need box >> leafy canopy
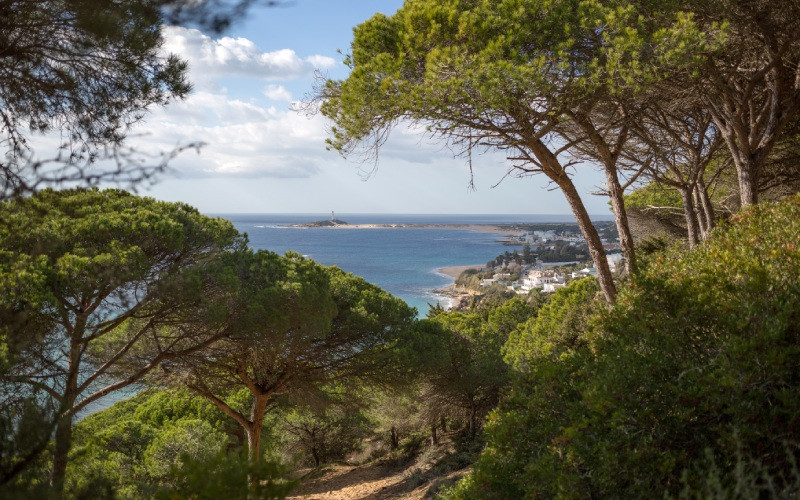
[322,0,710,157]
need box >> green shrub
[451,196,800,498]
[144,419,228,481]
[65,389,287,498]
[154,452,294,499]
[281,403,372,467]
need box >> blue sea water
[219,213,608,314]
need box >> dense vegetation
[0,188,422,497]
[446,195,800,498]
[7,195,793,499]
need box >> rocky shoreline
[433,264,485,310]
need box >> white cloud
[135,28,483,182]
[133,86,498,181]
[161,26,336,88]
[129,87,334,179]
[264,84,292,102]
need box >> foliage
[158,250,417,469]
[281,397,373,467]
[449,195,800,497]
[485,295,545,337]
[503,278,600,371]
[56,388,294,498]
[0,396,57,491]
[364,388,422,452]
[154,451,293,500]
[321,0,703,154]
[0,188,243,487]
[144,420,228,481]
[0,0,191,199]
[158,0,283,33]
[317,0,710,303]
[624,182,683,210]
[454,269,481,290]
[412,313,507,437]
[675,446,800,499]
[679,0,800,206]
[130,390,241,438]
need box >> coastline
[436,264,485,279]
[432,264,485,310]
[292,223,525,236]
[277,220,528,311]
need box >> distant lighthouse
[331,210,335,221]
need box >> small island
[294,218,349,228]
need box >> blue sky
[131,0,610,215]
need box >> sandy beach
[432,264,485,311]
[436,264,485,279]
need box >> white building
[571,267,597,278]
[543,282,568,293]
[521,269,564,291]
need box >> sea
[221,213,607,315]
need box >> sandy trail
[288,462,417,500]
[288,454,470,500]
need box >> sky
[125,0,610,215]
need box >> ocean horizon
[219,213,611,314]
[210,213,615,224]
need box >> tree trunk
[247,395,270,464]
[390,426,399,450]
[604,166,637,275]
[311,446,320,467]
[679,187,700,248]
[744,170,760,206]
[718,129,758,207]
[246,424,263,465]
[709,93,774,208]
[692,187,709,239]
[697,179,715,233]
[468,404,477,439]
[430,421,438,446]
[50,412,74,496]
[50,341,81,496]
[524,134,616,302]
[557,177,617,303]
[440,415,447,433]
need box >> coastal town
[437,222,624,309]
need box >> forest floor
[287,433,474,499]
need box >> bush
[143,419,228,481]
[281,404,372,467]
[450,196,800,498]
[154,452,294,499]
[65,389,289,498]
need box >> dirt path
[288,462,415,499]
[287,459,468,500]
